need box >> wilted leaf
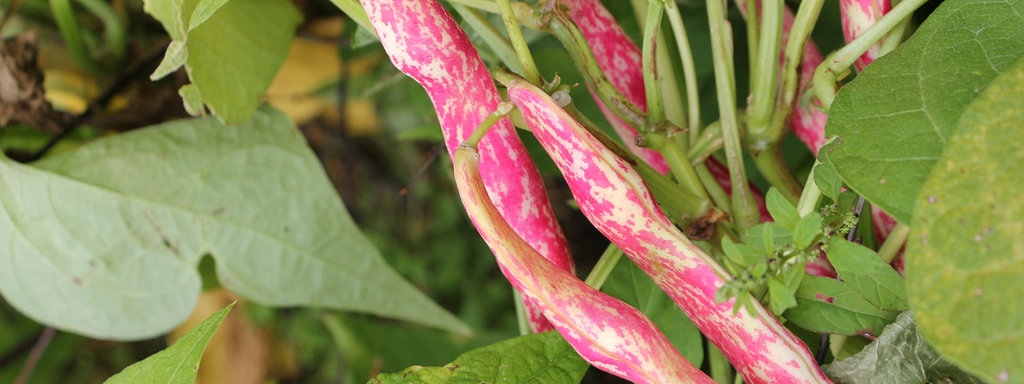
[0,107,467,340]
[906,56,1024,383]
[825,311,986,384]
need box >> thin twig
[25,41,169,162]
[847,197,866,242]
[0,0,25,34]
[815,333,830,364]
[13,327,56,384]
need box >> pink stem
[360,0,573,332]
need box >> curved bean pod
[360,0,573,332]
[507,80,830,384]
[454,144,712,384]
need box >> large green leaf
[906,57,1024,383]
[104,303,233,384]
[369,332,588,384]
[144,0,300,123]
[821,0,1024,222]
[824,311,985,384]
[0,107,467,340]
[602,257,704,366]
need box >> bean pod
[507,79,831,384]
[360,0,573,332]
[454,143,712,384]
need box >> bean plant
[0,0,1021,383]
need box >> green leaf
[603,258,703,366]
[824,312,986,384]
[369,332,588,384]
[785,276,898,336]
[826,239,907,312]
[822,0,1024,223]
[188,0,231,30]
[178,84,204,116]
[142,0,186,40]
[767,278,797,315]
[721,236,762,268]
[766,188,799,228]
[906,56,1024,383]
[143,0,300,123]
[186,0,299,123]
[812,161,842,202]
[761,222,775,256]
[0,107,467,340]
[792,213,822,250]
[104,303,233,384]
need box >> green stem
[688,121,724,164]
[744,0,759,94]
[752,145,802,204]
[496,0,541,85]
[796,161,823,216]
[760,0,823,143]
[49,0,99,73]
[657,138,710,200]
[452,4,522,73]
[641,1,666,127]
[584,244,624,289]
[513,290,530,335]
[665,1,702,138]
[878,223,910,264]
[706,0,759,235]
[540,7,648,128]
[466,102,515,146]
[747,0,783,137]
[696,163,733,215]
[631,0,687,143]
[813,0,928,111]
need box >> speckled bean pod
[360,0,573,332]
[507,79,831,384]
[454,143,712,384]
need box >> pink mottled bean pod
[360,0,573,332]
[454,144,713,384]
[507,80,831,384]
[841,0,893,71]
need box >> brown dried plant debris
[0,32,67,133]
